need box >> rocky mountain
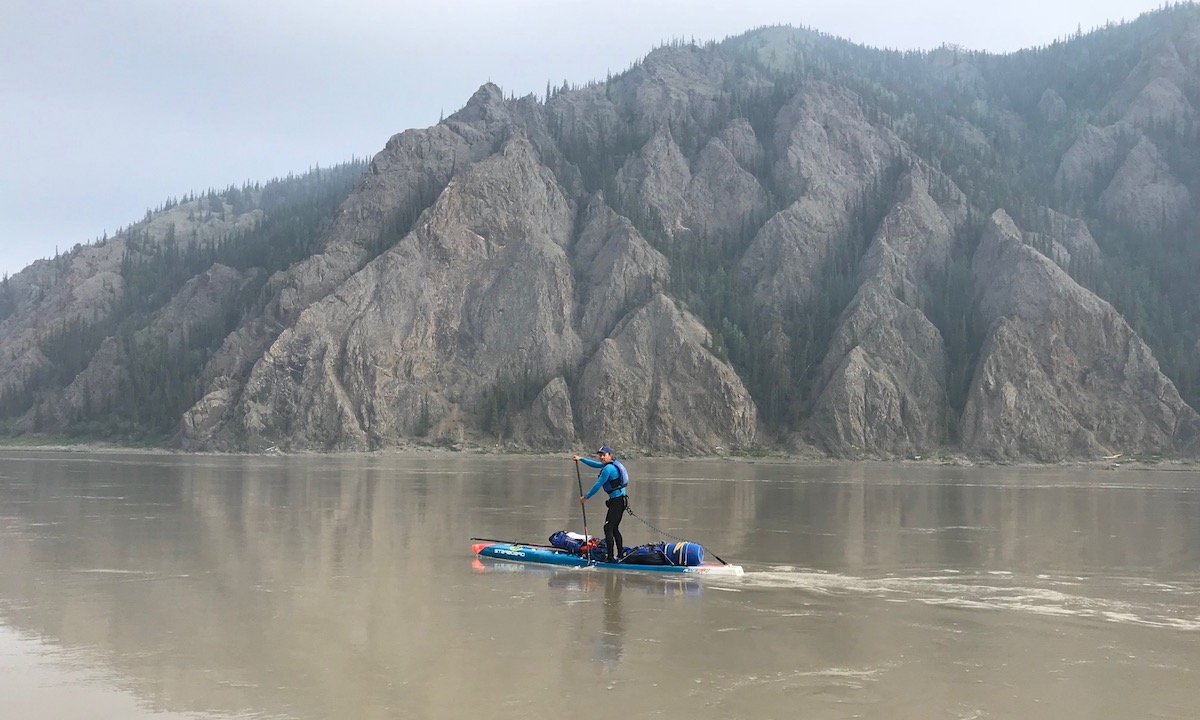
[3,5,1200,460]
[961,210,1200,460]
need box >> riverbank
[2,435,1195,471]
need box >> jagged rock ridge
[5,6,1200,461]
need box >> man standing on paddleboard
[572,446,629,563]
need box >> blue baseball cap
[596,446,613,455]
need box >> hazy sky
[0,0,1169,277]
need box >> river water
[0,451,1197,719]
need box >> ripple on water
[724,567,1200,631]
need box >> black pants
[604,495,628,561]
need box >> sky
[0,0,1172,278]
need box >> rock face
[1026,207,1102,272]
[174,53,771,455]
[1055,124,1190,235]
[0,203,257,387]
[572,196,670,348]
[1097,137,1191,235]
[806,166,966,456]
[1038,88,1068,124]
[184,130,760,454]
[681,129,772,248]
[576,294,758,453]
[0,195,262,433]
[507,377,577,450]
[618,45,734,135]
[187,89,508,438]
[57,263,256,424]
[960,211,1200,460]
[742,82,902,308]
[204,135,583,451]
[1102,28,1199,131]
[616,129,691,235]
[56,337,127,424]
[1054,123,1140,199]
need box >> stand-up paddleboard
[471,539,745,577]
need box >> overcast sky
[0,0,1170,278]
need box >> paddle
[470,537,560,550]
[574,459,590,557]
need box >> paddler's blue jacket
[580,458,628,499]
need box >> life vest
[601,459,629,495]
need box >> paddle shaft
[470,537,558,550]
[574,459,589,543]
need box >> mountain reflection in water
[1,451,1199,720]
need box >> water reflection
[0,452,1198,720]
[472,557,703,672]
[599,573,623,672]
